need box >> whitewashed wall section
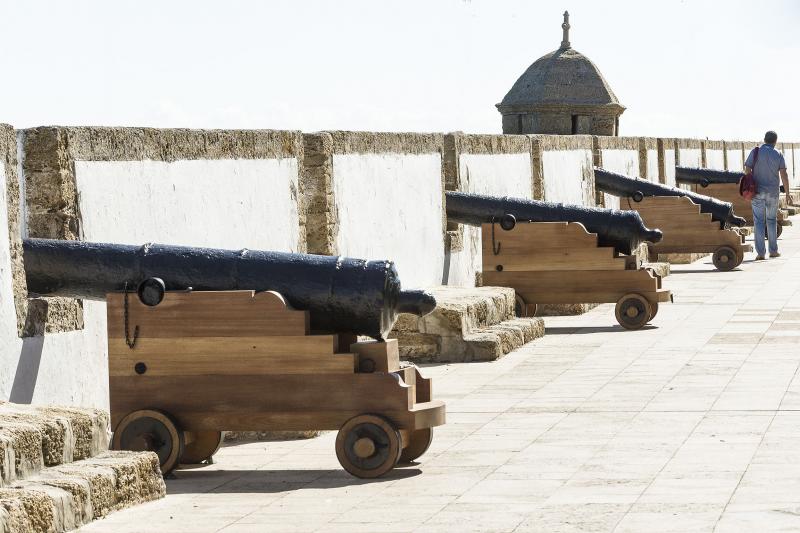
[332,153,444,289]
[725,144,744,172]
[75,159,301,250]
[704,145,726,170]
[541,148,594,206]
[680,148,702,167]
[447,151,532,287]
[598,148,639,209]
[0,161,108,408]
[0,162,16,396]
[58,156,302,408]
[645,148,659,183]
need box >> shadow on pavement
[545,325,657,335]
[166,467,421,494]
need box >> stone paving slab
[79,223,800,532]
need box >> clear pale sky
[1,0,798,140]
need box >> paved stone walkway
[81,225,800,532]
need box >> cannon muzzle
[445,191,662,255]
[22,238,436,340]
[594,167,745,228]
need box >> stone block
[390,286,544,363]
[0,403,109,486]
[657,252,709,265]
[0,451,165,532]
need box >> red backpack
[739,147,759,201]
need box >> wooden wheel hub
[615,293,652,330]
[128,433,160,452]
[336,414,401,478]
[353,437,377,458]
[712,246,738,272]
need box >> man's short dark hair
[765,131,778,144]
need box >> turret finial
[561,11,571,49]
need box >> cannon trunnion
[445,192,672,330]
[594,167,746,229]
[23,238,445,478]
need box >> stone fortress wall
[1,124,798,409]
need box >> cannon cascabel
[445,191,662,256]
[22,238,436,340]
[593,167,746,228]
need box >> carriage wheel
[112,409,184,475]
[712,246,737,271]
[335,414,401,478]
[181,431,224,465]
[399,428,434,464]
[648,302,659,322]
[514,295,537,318]
[615,293,652,330]
[778,224,784,238]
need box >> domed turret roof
[498,47,621,109]
[496,12,624,113]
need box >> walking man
[745,130,792,260]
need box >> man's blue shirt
[745,143,787,196]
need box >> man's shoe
[770,252,781,258]
[755,255,766,261]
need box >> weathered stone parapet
[723,140,745,171]
[656,138,677,184]
[594,135,639,151]
[453,133,530,155]
[327,130,443,155]
[532,134,593,151]
[529,135,594,204]
[301,133,336,255]
[304,130,447,261]
[20,126,307,334]
[674,138,702,167]
[0,124,27,337]
[638,137,657,181]
[390,286,544,363]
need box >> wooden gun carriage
[676,166,792,237]
[23,239,445,479]
[621,195,752,271]
[446,192,672,330]
[480,221,671,330]
[593,168,753,271]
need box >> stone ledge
[390,286,544,363]
[657,252,709,265]
[0,451,164,533]
[643,261,671,277]
[537,303,598,316]
[0,403,109,486]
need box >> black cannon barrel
[594,167,746,228]
[676,167,786,193]
[675,167,741,186]
[445,191,662,256]
[22,238,436,340]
